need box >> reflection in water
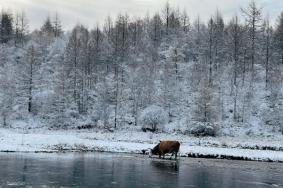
[0,153,282,188]
[151,160,179,172]
[149,160,180,188]
[22,159,27,183]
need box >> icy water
[0,153,283,188]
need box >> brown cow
[149,141,180,159]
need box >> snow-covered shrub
[139,105,168,132]
[189,122,218,137]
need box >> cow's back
[159,141,180,154]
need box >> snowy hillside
[0,1,283,148]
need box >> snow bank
[0,128,283,162]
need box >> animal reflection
[151,160,179,172]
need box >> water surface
[0,152,282,188]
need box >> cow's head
[149,143,160,157]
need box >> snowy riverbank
[0,128,283,162]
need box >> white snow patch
[0,128,283,162]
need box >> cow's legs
[170,153,174,160]
[160,152,165,159]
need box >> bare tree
[208,17,214,86]
[163,1,171,35]
[53,13,63,38]
[181,9,189,33]
[274,12,283,64]
[14,11,29,47]
[262,17,272,89]
[241,0,262,78]
[227,16,241,121]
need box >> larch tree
[241,0,262,79]
[0,45,14,127]
[213,10,225,70]
[53,13,63,38]
[181,9,189,33]
[226,16,242,121]
[64,26,80,114]
[21,43,41,114]
[163,2,171,35]
[208,17,214,86]
[274,12,283,64]
[262,17,273,89]
[14,11,29,47]
[112,14,130,128]
[40,16,54,37]
[0,11,13,44]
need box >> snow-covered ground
[1,128,283,162]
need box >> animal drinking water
[149,141,180,159]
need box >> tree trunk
[114,64,119,129]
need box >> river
[0,152,282,188]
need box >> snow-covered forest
[0,1,282,137]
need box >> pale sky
[1,0,283,30]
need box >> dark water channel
[0,152,282,188]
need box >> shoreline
[0,149,282,163]
[1,128,283,163]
